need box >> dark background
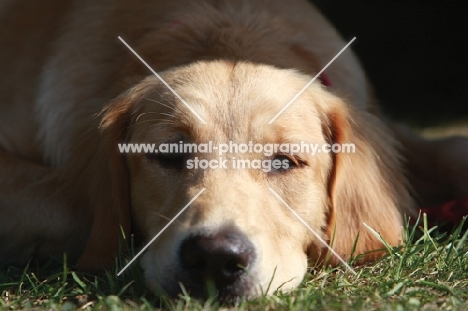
[312,1,468,126]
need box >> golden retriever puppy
[0,0,465,302]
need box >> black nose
[179,227,255,288]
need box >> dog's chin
[175,273,256,304]
[143,262,306,304]
[144,268,258,304]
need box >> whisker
[160,112,176,118]
[130,117,164,128]
[155,91,186,115]
[141,122,177,132]
[153,212,183,225]
[130,118,177,129]
[135,112,156,123]
[145,98,175,111]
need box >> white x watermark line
[268,37,356,124]
[117,188,206,276]
[268,187,357,275]
[118,36,207,124]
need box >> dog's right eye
[146,153,188,170]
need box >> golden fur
[0,0,466,301]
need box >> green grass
[1,216,467,310]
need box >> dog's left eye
[272,154,305,172]
[146,153,188,170]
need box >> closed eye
[272,154,307,172]
[146,152,189,170]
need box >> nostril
[184,253,206,271]
[225,258,243,274]
[179,227,255,286]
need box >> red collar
[319,72,332,87]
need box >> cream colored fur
[1,0,466,300]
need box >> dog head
[90,60,412,302]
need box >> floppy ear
[76,97,134,269]
[321,99,414,264]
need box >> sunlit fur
[5,0,468,300]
